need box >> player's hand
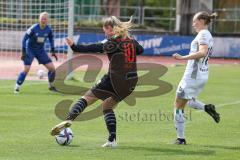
[21,48,26,60]
[173,53,184,60]
[65,38,74,46]
[51,49,58,61]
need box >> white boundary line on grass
[216,101,240,108]
[195,100,240,113]
[0,81,46,89]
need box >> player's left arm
[48,28,58,61]
[133,39,144,55]
[173,44,208,60]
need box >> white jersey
[183,29,213,80]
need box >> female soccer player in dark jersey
[14,12,58,93]
[51,16,144,147]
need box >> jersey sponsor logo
[103,39,136,63]
[199,68,208,72]
[37,37,44,43]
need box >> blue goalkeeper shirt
[22,23,54,52]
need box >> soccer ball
[36,69,45,79]
[55,128,74,146]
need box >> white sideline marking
[0,82,46,89]
[195,100,240,113]
[216,101,240,108]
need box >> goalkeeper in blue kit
[14,12,58,93]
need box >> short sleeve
[198,30,211,46]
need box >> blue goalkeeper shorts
[23,48,52,65]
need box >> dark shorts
[23,48,52,65]
[91,73,138,102]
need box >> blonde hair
[103,16,133,39]
[39,11,49,20]
[195,11,217,25]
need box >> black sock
[48,71,55,83]
[103,109,116,142]
[66,98,88,120]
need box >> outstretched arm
[65,38,104,53]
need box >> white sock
[14,84,20,90]
[49,82,54,88]
[187,98,205,110]
[174,108,185,139]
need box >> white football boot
[101,139,117,148]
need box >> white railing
[74,4,176,31]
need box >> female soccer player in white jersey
[172,11,220,145]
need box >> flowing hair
[103,16,133,39]
[195,11,218,25]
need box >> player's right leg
[14,49,34,93]
[14,65,31,93]
[172,97,188,145]
[51,90,98,136]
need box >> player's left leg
[101,97,118,148]
[36,50,57,91]
[187,98,220,123]
[43,62,57,91]
[173,97,188,145]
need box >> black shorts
[91,73,138,102]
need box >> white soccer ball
[36,69,45,79]
[55,128,74,146]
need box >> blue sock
[16,72,27,85]
[48,71,55,83]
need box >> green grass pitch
[0,65,239,160]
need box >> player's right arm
[65,37,104,53]
[21,26,34,60]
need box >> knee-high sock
[103,109,116,142]
[66,98,88,121]
[48,71,55,86]
[16,72,27,85]
[174,108,185,139]
[187,98,205,110]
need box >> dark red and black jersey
[71,37,144,101]
[71,36,144,74]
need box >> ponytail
[195,11,217,25]
[103,16,133,39]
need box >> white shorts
[176,78,208,99]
